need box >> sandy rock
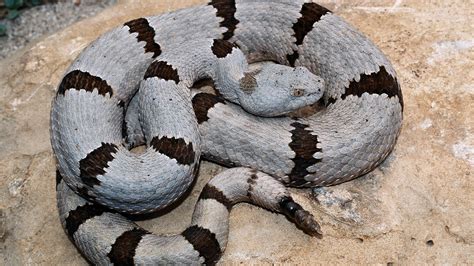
[0,0,472,264]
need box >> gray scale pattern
[51,0,403,264]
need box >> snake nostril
[293,88,305,97]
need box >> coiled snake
[51,0,403,264]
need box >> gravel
[0,0,116,60]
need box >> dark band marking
[57,70,114,97]
[192,160,201,179]
[181,225,221,265]
[288,122,322,186]
[65,203,108,239]
[287,3,330,66]
[77,186,96,202]
[191,93,226,124]
[121,100,130,142]
[287,50,299,67]
[108,228,150,265]
[203,153,237,168]
[122,119,129,143]
[279,196,323,238]
[246,170,258,199]
[199,184,233,210]
[150,136,195,165]
[124,18,162,58]
[56,170,95,201]
[209,0,239,40]
[279,196,302,218]
[293,3,330,45]
[56,169,63,186]
[79,143,119,187]
[211,39,236,58]
[328,66,404,109]
[191,78,215,89]
[144,61,180,84]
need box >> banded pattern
[124,18,162,58]
[108,228,151,265]
[150,136,195,165]
[287,3,331,66]
[144,61,180,83]
[339,66,403,109]
[181,226,221,264]
[211,39,237,58]
[57,168,321,265]
[246,169,259,199]
[209,0,239,40]
[288,122,322,186]
[51,0,403,264]
[65,203,108,238]
[79,143,118,187]
[199,184,233,210]
[57,70,114,96]
[192,93,226,124]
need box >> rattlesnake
[51,0,403,264]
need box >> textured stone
[0,0,472,264]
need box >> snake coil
[51,1,403,264]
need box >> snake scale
[51,0,403,264]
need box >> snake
[50,0,403,264]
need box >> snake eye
[292,88,305,97]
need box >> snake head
[237,63,325,117]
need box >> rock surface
[0,0,116,60]
[0,0,472,264]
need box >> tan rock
[0,0,472,264]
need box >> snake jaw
[279,196,323,238]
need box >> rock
[0,0,472,264]
[0,0,116,60]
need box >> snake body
[51,0,403,264]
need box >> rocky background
[0,0,116,59]
[0,0,472,264]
